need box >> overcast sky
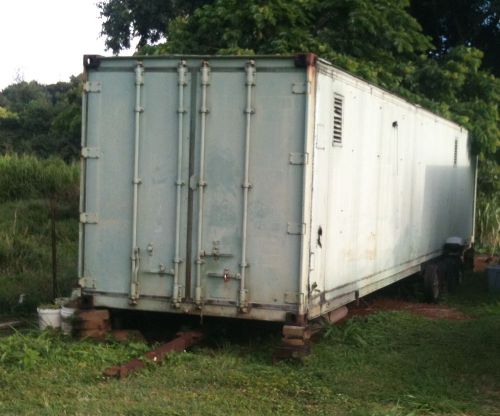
[0,0,136,90]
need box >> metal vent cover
[333,93,344,145]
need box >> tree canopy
[0,77,82,161]
[98,0,498,162]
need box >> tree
[0,77,82,160]
[409,0,500,75]
[97,0,213,53]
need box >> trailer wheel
[424,265,440,303]
[444,257,463,293]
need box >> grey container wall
[79,55,476,322]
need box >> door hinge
[289,152,308,165]
[80,212,99,224]
[287,222,306,235]
[81,147,100,159]
[83,81,101,93]
[79,277,96,289]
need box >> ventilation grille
[453,139,458,166]
[332,94,344,145]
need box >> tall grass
[476,192,500,255]
[0,154,79,313]
[0,154,79,201]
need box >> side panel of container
[80,57,308,321]
[308,65,475,318]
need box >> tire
[444,257,463,293]
[424,265,440,303]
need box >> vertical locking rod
[129,62,144,305]
[195,61,210,306]
[172,61,188,306]
[239,60,256,312]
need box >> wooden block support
[77,309,110,321]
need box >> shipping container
[78,54,476,324]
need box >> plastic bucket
[60,306,76,335]
[486,264,500,291]
[37,307,61,330]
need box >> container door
[133,64,191,302]
[81,60,191,303]
[189,60,307,311]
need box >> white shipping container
[79,54,476,323]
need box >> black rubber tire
[444,257,463,293]
[424,265,440,303]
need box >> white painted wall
[307,62,475,318]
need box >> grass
[0,154,79,314]
[0,200,78,313]
[0,273,499,415]
[476,192,500,256]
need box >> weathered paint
[79,55,476,322]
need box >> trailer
[78,54,476,326]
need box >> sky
[0,0,136,90]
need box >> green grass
[476,192,500,256]
[0,200,78,313]
[0,273,499,415]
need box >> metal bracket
[189,175,199,191]
[80,212,99,224]
[83,81,101,93]
[287,222,305,235]
[292,82,310,94]
[289,152,308,165]
[284,292,303,304]
[81,147,100,159]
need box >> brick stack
[73,309,111,339]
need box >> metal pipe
[78,85,88,279]
[239,60,256,312]
[195,61,210,306]
[129,62,144,304]
[172,61,188,306]
[471,155,479,244]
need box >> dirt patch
[349,298,470,320]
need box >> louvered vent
[333,93,344,145]
[453,139,458,166]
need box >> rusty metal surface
[103,330,204,379]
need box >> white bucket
[37,307,61,330]
[60,306,76,335]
